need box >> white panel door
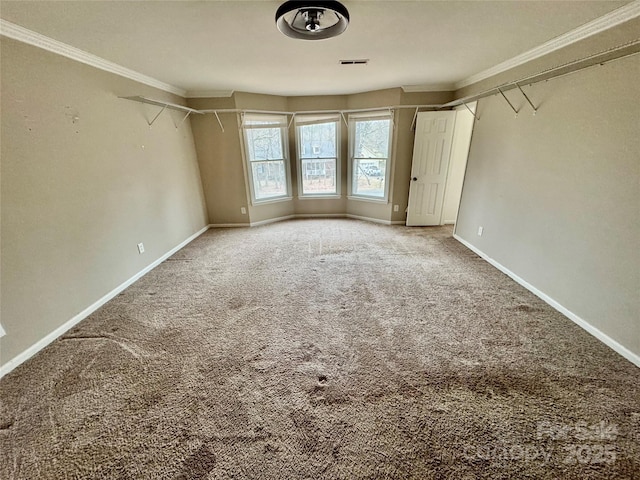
[406,111,456,226]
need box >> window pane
[298,121,338,195]
[299,122,336,159]
[353,159,386,197]
[354,119,390,159]
[246,127,283,161]
[301,158,337,195]
[251,161,287,199]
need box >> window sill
[347,195,388,204]
[252,196,293,206]
[297,195,342,200]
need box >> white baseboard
[345,214,393,225]
[390,220,406,225]
[453,234,640,368]
[250,215,296,227]
[250,214,399,227]
[0,225,210,378]
[295,213,346,219]
[214,214,397,228]
[297,213,398,225]
[209,223,250,228]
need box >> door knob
[412,177,418,181]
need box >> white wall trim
[345,214,392,225]
[212,214,396,227]
[453,234,640,368]
[250,215,296,227]
[295,213,346,218]
[455,2,640,89]
[0,19,186,97]
[209,223,250,228]
[0,226,209,378]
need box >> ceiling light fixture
[276,1,350,40]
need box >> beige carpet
[1,219,638,479]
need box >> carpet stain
[300,342,322,362]
[228,296,245,310]
[0,420,14,430]
[513,304,541,312]
[178,444,216,480]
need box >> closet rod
[443,39,640,109]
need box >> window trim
[241,113,292,205]
[347,111,394,203]
[295,115,341,199]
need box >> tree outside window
[350,114,393,200]
[243,115,290,202]
[297,117,339,196]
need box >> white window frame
[347,111,394,203]
[295,115,341,199]
[241,113,292,205]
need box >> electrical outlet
[241,207,247,215]
[393,205,399,212]
[137,242,145,254]
[477,226,484,236]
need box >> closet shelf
[119,95,203,127]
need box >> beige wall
[455,53,640,357]
[188,97,248,225]
[0,38,208,366]
[189,88,455,226]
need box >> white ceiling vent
[340,59,369,65]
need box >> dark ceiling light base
[276,1,350,40]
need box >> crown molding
[186,90,235,98]
[0,19,186,97]
[401,83,455,93]
[455,1,640,90]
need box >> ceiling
[0,1,631,97]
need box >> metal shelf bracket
[148,104,168,127]
[515,84,538,115]
[119,96,203,128]
[213,111,225,133]
[497,88,519,117]
[410,107,420,131]
[462,102,480,121]
[176,111,193,129]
